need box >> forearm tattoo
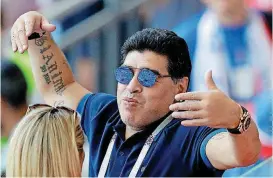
[35,36,66,95]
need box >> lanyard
[98,114,173,177]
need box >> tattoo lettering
[40,65,47,72]
[43,53,54,65]
[53,77,65,95]
[43,73,51,84]
[51,71,62,80]
[40,45,51,54]
[37,35,67,95]
[47,61,58,73]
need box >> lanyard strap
[98,133,117,177]
[98,114,173,177]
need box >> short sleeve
[200,128,227,169]
[76,93,117,138]
[188,126,226,175]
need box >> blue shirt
[77,93,225,177]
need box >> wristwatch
[227,106,251,134]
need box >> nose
[126,72,142,93]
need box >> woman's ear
[176,77,189,94]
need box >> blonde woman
[6,104,85,177]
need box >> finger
[175,92,206,101]
[172,110,205,119]
[10,29,18,52]
[17,21,28,51]
[41,16,56,32]
[24,18,36,37]
[205,70,218,90]
[169,101,202,111]
[181,118,209,127]
[13,27,23,53]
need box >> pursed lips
[122,97,140,107]
[122,97,139,104]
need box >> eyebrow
[121,65,161,75]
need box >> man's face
[117,50,183,130]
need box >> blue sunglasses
[115,66,172,87]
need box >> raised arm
[11,11,90,110]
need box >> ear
[176,77,189,94]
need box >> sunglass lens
[138,69,156,87]
[115,67,133,85]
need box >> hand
[169,70,241,129]
[10,11,56,53]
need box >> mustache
[122,90,135,99]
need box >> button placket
[141,166,146,173]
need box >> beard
[118,103,166,131]
[117,89,172,131]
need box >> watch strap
[227,106,250,134]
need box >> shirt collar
[113,111,172,141]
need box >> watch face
[243,117,251,131]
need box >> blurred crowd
[1,0,272,177]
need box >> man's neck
[217,9,248,27]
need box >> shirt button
[119,151,124,156]
[141,166,146,173]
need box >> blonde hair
[6,106,84,177]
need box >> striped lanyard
[98,114,173,177]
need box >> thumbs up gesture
[169,70,242,129]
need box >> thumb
[41,17,56,32]
[205,70,218,90]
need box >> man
[1,60,28,176]
[10,11,261,177]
